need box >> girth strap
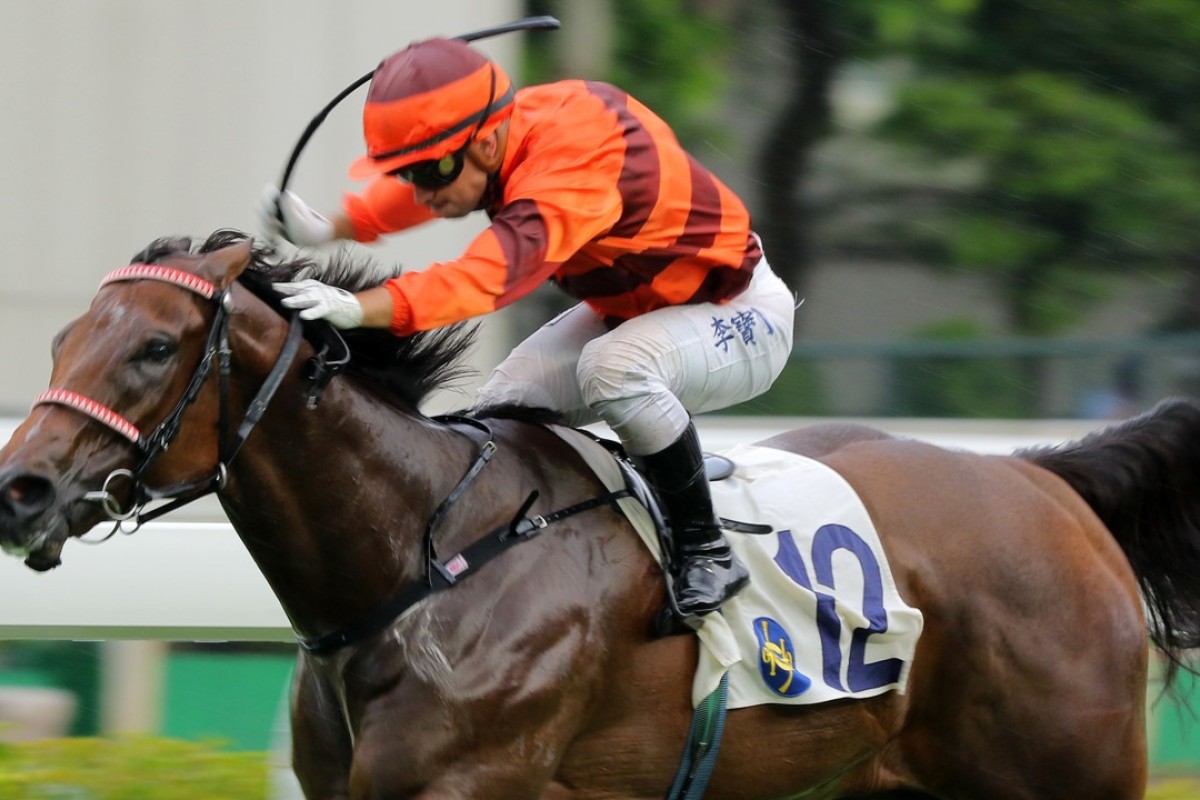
[299,486,631,656]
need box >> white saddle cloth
[551,426,924,709]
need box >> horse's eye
[136,337,177,364]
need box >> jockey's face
[411,156,485,218]
[409,128,505,219]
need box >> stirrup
[654,540,749,636]
[676,551,748,608]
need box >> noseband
[32,264,305,533]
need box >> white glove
[258,185,335,247]
[274,279,365,328]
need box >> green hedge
[0,737,268,799]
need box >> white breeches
[473,254,796,456]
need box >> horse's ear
[196,239,253,289]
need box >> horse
[1,229,1198,800]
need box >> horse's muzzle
[0,468,62,568]
[0,468,57,524]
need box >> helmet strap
[465,64,499,147]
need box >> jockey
[261,37,796,626]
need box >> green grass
[1149,777,1200,799]
[0,737,268,799]
[0,736,1194,798]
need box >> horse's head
[0,227,478,572]
[0,238,253,570]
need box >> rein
[32,265,306,534]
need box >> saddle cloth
[550,426,924,710]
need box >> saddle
[582,432,772,535]
[572,430,772,636]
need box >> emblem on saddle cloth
[550,427,925,711]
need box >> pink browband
[31,265,220,446]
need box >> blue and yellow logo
[754,616,811,697]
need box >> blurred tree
[754,1,848,329]
[798,0,1200,413]
[871,0,1200,336]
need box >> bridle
[31,264,306,535]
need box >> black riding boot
[633,422,749,623]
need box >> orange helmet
[348,38,514,181]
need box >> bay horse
[1,229,1199,800]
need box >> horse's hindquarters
[816,437,1149,799]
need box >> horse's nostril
[0,474,55,517]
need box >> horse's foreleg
[291,656,354,800]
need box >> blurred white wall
[0,0,524,415]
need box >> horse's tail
[1019,397,1200,688]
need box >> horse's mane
[131,229,479,411]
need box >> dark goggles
[390,148,466,190]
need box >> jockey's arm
[330,214,357,241]
[355,286,396,328]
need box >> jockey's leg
[475,256,794,625]
[578,256,794,623]
[472,303,603,426]
[631,418,749,622]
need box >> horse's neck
[219,383,474,638]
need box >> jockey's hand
[258,185,335,247]
[274,279,365,328]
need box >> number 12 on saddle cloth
[551,426,925,710]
